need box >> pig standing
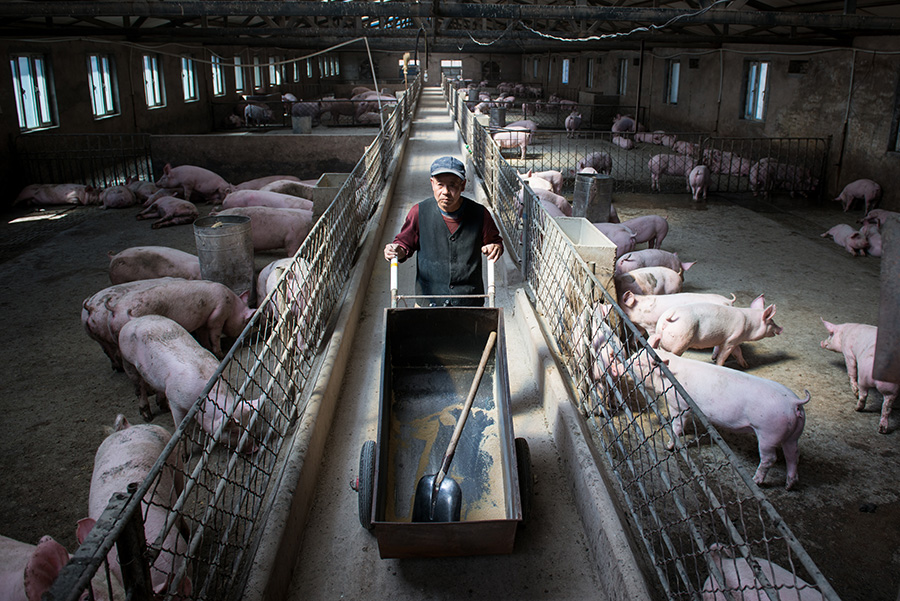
[614,266,683,297]
[534,188,572,217]
[565,110,582,138]
[834,178,882,213]
[99,185,138,209]
[820,224,869,256]
[701,543,820,600]
[574,152,612,175]
[649,295,783,367]
[572,303,626,387]
[118,316,261,450]
[506,119,538,133]
[615,249,695,276]
[256,257,312,352]
[820,320,898,434]
[611,114,635,132]
[593,223,637,258]
[155,164,233,204]
[688,165,710,202]
[244,102,273,126]
[615,348,809,489]
[76,414,191,598]
[220,189,314,211]
[108,246,201,284]
[492,127,532,160]
[235,175,301,190]
[215,206,314,256]
[521,169,563,194]
[618,290,735,336]
[619,215,669,249]
[649,154,696,192]
[0,534,71,601]
[136,195,199,229]
[82,279,163,371]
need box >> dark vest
[416,196,485,307]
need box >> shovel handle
[433,330,498,487]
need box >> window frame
[665,59,680,105]
[10,53,57,131]
[586,57,594,89]
[234,56,246,92]
[141,53,165,109]
[253,56,263,90]
[181,56,198,102]
[211,55,226,97]
[743,60,770,122]
[617,58,628,95]
[87,53,119,119]
[268,55,282,87]
[561,58,570,85]
[533,58,539,79]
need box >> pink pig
[820,224,869,256]
[76,414,191,599]
[108,246,202,284]
[611,135,634,150]
[215,206,314,257]
[616,249,695,276]
[235,174,301,190]
[573,151,612,175]
[688,165,710,202]
[615,348,809,489]
[118,315,261,450]
[618,290,735,336]
[15,183,100,206]
[701,543,821,600]
[534,188,572,217]
[834,178,882,213]
[136,195,199,229]
[522,169,563,194]
[492,127,532,160]
[619,215,669,249]
[593,222,637,258]
[0,534,72,601]
[155,163,233,204]
[649,295,783,367]
[820,320,898,434]
[99,185,138,209]
[614,266,683,298]
[649,154,696,192]
[220,189,313,211]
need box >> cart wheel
[358,440,376,530]
[515,437,533,527]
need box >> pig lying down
[701,543,821,600]
[107,246,201,284]
[0,534,72,601]
[614,348,809,489]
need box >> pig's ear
[599,303,612,318]
[76,518,96,544]
[763,304,776,320]
[821,318,835,332]
[621,290,635,307]
[682,261,696,272]
[240,290,251,305]
[24,536,70,601]
[750,294,765,309]
[163,163,172,174]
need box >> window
[440,59,462,78]
[318,56,325,78]
[141,53,165,108]
[533,58,539,79]
[292,60,300,82]
[269,56,282,86]
[333,56,340,76]
[665,59,680,105]
[11,54,56,131]
[399,58,419,79]
[617,58,628,95]
[234,56,245,92]
[87,54,118,118]
[253,56,263,89]
[586,58,594,88]
[211,55,225,96]
[743,60,769,121]
[181,56,198,102]
[561,58,570,85]
[306,59,312,79]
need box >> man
[384,156,504,306]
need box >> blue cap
[430,156,466,180]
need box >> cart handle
[390,257,495,308]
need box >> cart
[354,260,532,558]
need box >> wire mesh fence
[445,76,841,601]
[46,75,422,601]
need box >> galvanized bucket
[193,215,254,299]
[572,173,613,223]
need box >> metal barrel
[572,173,613,223]
[193,215,254,299]
[489,107,506,129]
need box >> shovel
[412,330,498,522]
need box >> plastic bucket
[572,174,614,223]
[193,215,254,299]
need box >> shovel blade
[412,475,462,522]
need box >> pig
[619,215,669,249]
[76,414,191,598]
[593,223,637,258]
[215,206,314,256]
[820,224,869,256]
[611,114,635,133]
[99,185,138,209]
[820,320,898,434]
[235,175,301,190]
[506,119,538,133]
[473,102,490,115]
[291,100,322,121]
[615,249,695,276]
[256,257,312,351]
[612,135,635,150]
[565,111,582,138]
[244,102,273,126]
[688,165,710,202]
[860,208,900,230]
[14,183,100,206]
[860,222,883,257]
[220,189,313,211]
[618,290,736,336]
[521,169,563,194]
[136,195,199,229]
[633,132,656,144]
[108,246,201,284]
[320,98,358,123]
[141,186,181,207]
[155,163,233,204]
[492,127,532,160]
[672,140,699,156]
[259,179,318,199]
[125,177,159,202]
[750,159,817,198]
[534,188,572,217]
[701,543,820,600]
[834,178,882,213]
[655,131,677,147]
[649,295,783,367]
[574,151,612,175]
[615,266,683,298]
[648,154,696,192]
[118,316,261,450]
[519,172,553,192]
[357,111,381,125]
[703,149,752,176]
[0,534,71,601]
[614,348,809,489]
[572,303,627,390]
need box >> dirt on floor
[0,189,897,601]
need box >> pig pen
[0,186,898,599]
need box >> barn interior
[1,2,899,601]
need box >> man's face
[430,173,465,213]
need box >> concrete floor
[284,89,611,600]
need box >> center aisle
[286,87,607,600]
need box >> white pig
[593,223,637,258]
[618,215,669,249]
[820,224,869,256]
[615,348,809,489]
[534,188,572,217]
[615,249,695,276]
[214,206,314,257]
[136,196,199,229]
[649,295,783,367]
[820,320,898,434]
[618,290,736,337]
[701,543,821,600]
[614,266,683,298]
[235,175,301,190]
[688,165,710,202]
[492,127,532,160]
[0,535,71,601]
[834,178,882,213]
[76,414,191,598]
[118,315,261,450]
[220,189,313,211]
[649,154,696,192]
[99,185,138,209]
[108,246,201,284]
[155,163,233,204]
